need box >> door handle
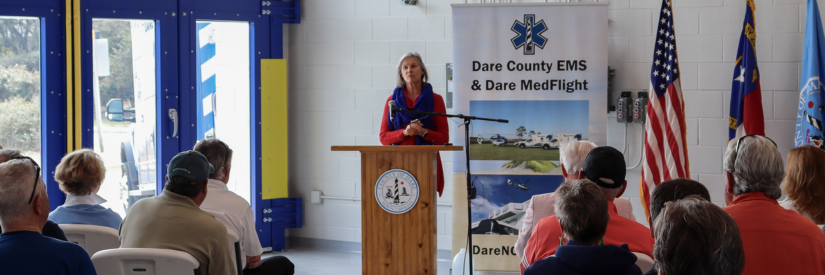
[168,108,178,138]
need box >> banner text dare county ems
[471,60,589,93]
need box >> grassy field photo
[469,143,560,161]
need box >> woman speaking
[380,52,449,197]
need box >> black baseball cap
[167,150,214,184]
[582,146,626,189]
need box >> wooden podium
[331,145,462,275]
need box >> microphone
[388,100,397,122]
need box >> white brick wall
[287,0,809,247]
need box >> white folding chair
[227,228,243,275]
[58,224,119,257]
[91,248,199,275]
[632,252,654,272]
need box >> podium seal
[375,169,419,214]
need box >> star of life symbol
[374,169,419,215]
[511,14,548,55]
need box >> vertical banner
[451,3,608,271]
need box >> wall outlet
[617,91,632,123]
[311,190,322,204]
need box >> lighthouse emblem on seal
[375,169,419,214]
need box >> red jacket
[379,90,448,196]
[521,201,653,273]
[724,192,825,275]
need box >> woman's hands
[403,119,427,137]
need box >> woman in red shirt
[379,52,449,196]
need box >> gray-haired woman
[379,52,449,196]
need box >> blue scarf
[388,83,435,145]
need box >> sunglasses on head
[11,155,40,205]
[733,135,777,165]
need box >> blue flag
[796,0,825,149]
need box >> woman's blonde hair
[782,145,825,224]
[54,149,106,196]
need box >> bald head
[0,158,46,229]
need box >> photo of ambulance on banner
[451,2,608,271]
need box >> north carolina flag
[796,0,825,150]
[729,0,765,141]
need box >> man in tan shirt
[119,150,235,275]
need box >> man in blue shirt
[0,156,97,274]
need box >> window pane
[92,19,157,217]
[196,21,251,203]
[0,16,41,163]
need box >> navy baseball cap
[167,150,214,184]
[582,146,627,189]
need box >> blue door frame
[12,0,299,249]
[178,0,298,250]
[78,0,179,193]
[0,0,68,209]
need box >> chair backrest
[226,228,242,275]
[632,252,654,272]
[92,248,200,275]
[58,224,119,257]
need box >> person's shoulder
[526,257,574,275]
[42,234,86,251]
[207,186,251,207]
[432,92,445,103]
[611,214,652,235]
[198,210,231,234]
[535,214,560,228]
[531,192,556,203]
[614,197,632,206]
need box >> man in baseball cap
[522,146,654,272]
[119,150,236,275]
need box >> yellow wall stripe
[65,0,82,152]
[65,0,73,152]
[72,0,82,151]
[260,59,288,200]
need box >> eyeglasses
[733,135,777,166]
[11,156,40,204]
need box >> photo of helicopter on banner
[451,2,608,272]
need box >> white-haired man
[722,135,825,275]
[0,156,96,274]
[514,141,636,260]
[195,139,294,275]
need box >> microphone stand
[392,107,508,275]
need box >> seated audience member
[0,157,96,274]
[642,178,711,275]
[515,141,636,259]
[0,148,68,241]
[780,145,825,226]
[654,196,744,275]
[119,150,235,275]
[194,139,294,275]
[49,149,122,229]
[521,146,653,272]
[723,135,825,274]
[524,179,642,275]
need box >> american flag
[640,0,690,222]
